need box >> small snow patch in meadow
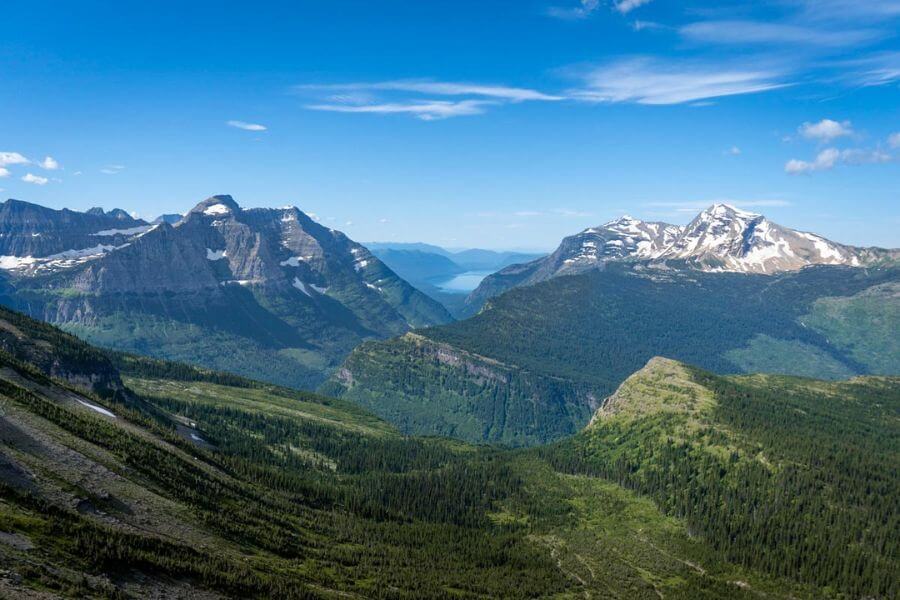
[77,399,116,418]
[206,248,227,261]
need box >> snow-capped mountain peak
[652,203,877,273]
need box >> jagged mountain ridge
[0,199,155,273]
[465,203,897,313]
[0,195,451,388]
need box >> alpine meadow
[1,2,898,599]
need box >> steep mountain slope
[0,196,451,388]
[465,204,897,314]
[0,305,821,598]
[324,263,899,445]
[545,357,899,598]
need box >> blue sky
[1,0,898,250]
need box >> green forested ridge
[326,264,899,444]
[541,358,900,598]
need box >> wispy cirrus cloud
[790,0,900,21]
[298,79,560,120]
[299,81,562,102]
[615,0,653,14]
[547,0,652,19]
[567,57,789,105]
[100,165,125,175]
[679,20,882,47]
[307,99,496,121]
[227,120,267,131]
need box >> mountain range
[465,204,898,314]
[0,196,451,388]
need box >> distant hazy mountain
[0,196,451,388]
[368,248,466,284]
[465,203,898,314]
[366,241,544,272]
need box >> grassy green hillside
[1,306,873,598]
[325,264,899,444]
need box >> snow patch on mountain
[203,203,231,216]
[92,225,156,236]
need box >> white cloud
[785,147,891,174]
[0,152,30,167]
[299,79,559,120]
[314,81,562,102]
[798,119,853,142]
[22,173,49,185]
[889,132,900,148]
[100,165,125,175]
[632,20,665,31]
[0,167,9,178]
[615,0,653,14]
[785,148,841,174]
[546,0,599,19]
[378,218,389,223]
[547,0,651,18]
[227,120,268,131]
[726,146,742,155]
[39,156,59,170]
[307,99,495,121]
[680,20,880,47]
[569,57,787,105]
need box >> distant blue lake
[435,270,493,293]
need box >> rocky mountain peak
[188,195,242,217]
